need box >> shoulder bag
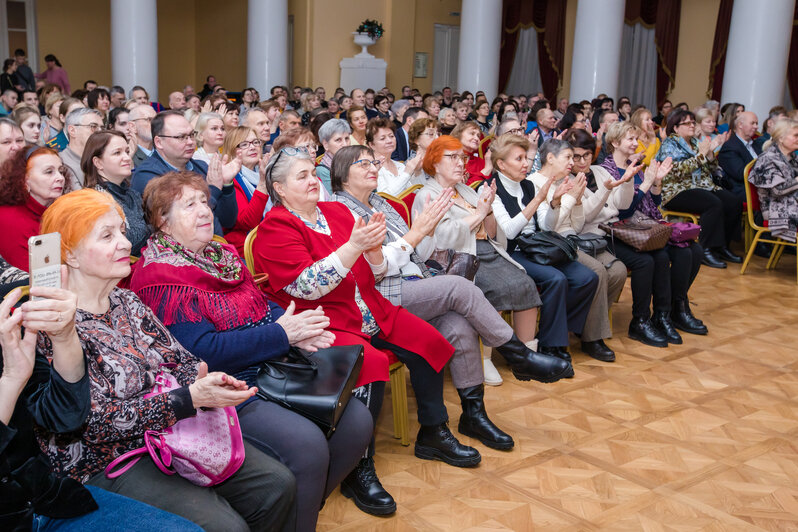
[599,213,673,252]
[425,249,480,280]
[566,233,608,258]
[106,365,246,487]
[256,346,363,438]
[516,231,578,266]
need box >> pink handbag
[105,366,246,487]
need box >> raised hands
[476,179,497,216]
[566,172,587,201]
[207,153,240,189]
[189,361,256,409]
[656,156,673,183]
[620,153,644,183]
[0,288,37,387]
[411,187,454,237]
[349,212,387,252]
[551,176,574,203]
[697,136,713,157]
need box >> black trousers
[664,188,742,248]
[606,238,671,319]
[666,242,702,304]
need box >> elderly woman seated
[749,118,798,243]
[331,144,571,445]
[316,118,352,193]
[252,145,482,517]
[366,117,424,196]
[81,130,150,256]
[131,171,373,532]
[0,147,69,270]
[35,189,296,532]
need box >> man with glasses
[129,104,157,166]
[132,111,237,235]
[60,108,104,189]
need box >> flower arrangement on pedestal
[352,19,385,57]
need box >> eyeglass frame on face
[157,132,195,143]
[236,139,263,150]
[75,122,104,132]
[572,153,592,163]
[442,153,468,165]
[677,120,696,127]
[507,127,525,135]
[421,130,439,138]
[350,158,382,170]
[131,117,152,123]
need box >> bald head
[168,91,187,110]
[243,108,271,142]
[734,111,758,141]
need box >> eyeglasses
[295,143,318,152]
[132,117,152,123]
[158,133,195,143]
[572,153,592,162]
[351,159,383,170]
[76,123,103,132]
[421,131,439,137]
[442,153,468,165]
[266,146,311,182]
[508,127,525,135]
[677,120,696,127]
[237,139,263,150]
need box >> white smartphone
[28,232,62,300]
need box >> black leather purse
[516,231,578,266]
[256,346,363,437]
[567,233,608,258]
[426,249,480,280]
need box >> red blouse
[223,180,269,255]
[252,202,452,386]
[465,150,487,185]
[0,195,48,271]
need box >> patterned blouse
[35,288,199,483]
[656,134,720,204]
[285,207,383,336]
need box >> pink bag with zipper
[105,365,246,487]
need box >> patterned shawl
[131,233,269,330]
[749,144,798,241]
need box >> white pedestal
[339,56,387,93]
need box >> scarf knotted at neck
[131,233,269,331]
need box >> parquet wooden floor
[318,250,798,531]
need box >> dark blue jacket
[131,151,237,235]
[717,133,762,199]
[391,127,410,162]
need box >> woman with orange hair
[0,147,68,270]
[33,188,297,532]
[413,136,570,380]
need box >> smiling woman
[0,147,68,270]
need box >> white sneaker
[483,354,503,386]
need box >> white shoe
[483,354,503,386]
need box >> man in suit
[391,107,428,161]
[132,111,237,235]
[718,111,761,200]
[534,107,559,148]
[129,104,157,167]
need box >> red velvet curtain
[787,3,798,106]
[498,0,566,100]
[707,0,733,101]
[624,0,681,107]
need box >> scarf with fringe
[131,233,269,330]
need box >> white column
[721,0,795,123]
[111,0,158,101]
[457,0,501,101]
[569,0,625,103]
[247,0,288,94]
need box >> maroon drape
[623,0,681,107]
[707,0,733,100]
[498,0,566,100]
[787,3,798,106]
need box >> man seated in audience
[129,85,149,105]
[0,118,24,165]
[131,110,236,234]
[342,88,378,120]
[594,109,619,165]
[754,106,788,152]
[109,85,126,108]
[718,111,761,200]
[0,89,17,115]
[553,97,568,120]
[60,107,104,188]
[391,99,410,128]
[21,90,39,109]
[168,91,187,110]
[129,103,157,166]
[391,106,428,161]
[534,107,559,147]
[242,107,272,148]
[441,86,454,108]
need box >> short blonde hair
[604,121,640,153]
[694,107,716,126]
[489,133,530,164]
[764,118,798,151]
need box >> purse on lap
[105,365,246,487]
[516,230,578,266]
[662,221,700,247]
[426,249,480,280]
[566,233,609,258]
[599,213,673,252]
[256,346,363,438]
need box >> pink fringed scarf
[130,234,269,331]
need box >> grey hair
[317,118,351,144]
[438,108,455,121]
[2,89,16,98]
[0,117,21,133]
[194,112,223,140]
[496,116,521,136]
[391,99,410,115]
[64,108,103,141]
[128,85,147,99]
[110,85,125,97]
[263,148,314,206]
[539,138,573,167]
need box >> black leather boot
[671,300,708,335]
[580,339,616,362]
[493,334,574,382]
[457,384,514,450]
[628,317,668,347]
[415,423,481,467]
[652,311,682,344]
[538,344,572,363]
[340,457,396,516]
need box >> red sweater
[465,150,487,185]
[0,195,47,271]
[223,180,269,255]
[253,202,453,386]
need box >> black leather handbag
[426,249,480,280]
[567,233,608,258]
[256,346,363,438]
[516,231,578,266]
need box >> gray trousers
[88,440,296,532]
[401,275,514,388]
[577,249,627,341]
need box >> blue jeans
[32,485,201,532]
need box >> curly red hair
[0,147,62,206]
[422,135,463,176]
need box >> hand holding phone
[28,233,61,301]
